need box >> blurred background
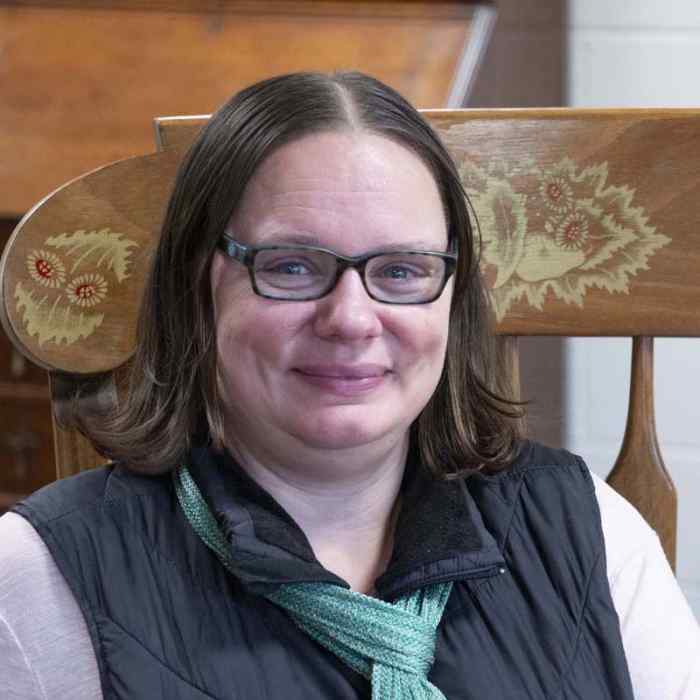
[1,0,698,617]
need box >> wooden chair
[3,108,700,571]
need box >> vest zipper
[384,563,506,601]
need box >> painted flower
[26,249,66,288]
[556,210,590,251]
[66,273,108,307]
[540,175,574,214]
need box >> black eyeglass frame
[217,233,458,305]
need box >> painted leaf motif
[45,228,138,282]
[448,137,671,320]
[472,180,528,289]
[461,162,528,289]
[516,235,585,282]
[15,282,103,346]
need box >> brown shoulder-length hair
[79,71,523,477]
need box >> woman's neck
[226,436,408,593]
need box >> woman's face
[210,131,452,461]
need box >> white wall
[566,0,700,619]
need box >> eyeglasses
[217,233,458,305]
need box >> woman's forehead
[230,131,447,247]
[253,131,434,189]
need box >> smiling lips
[293,364,390,395]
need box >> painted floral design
[455,155,671,320]
[66,273,108,307]
[15,228,138,346]
[26,250,66,288]
[540,175,573,214]
[556,210,589,251]
[14,282,104,346]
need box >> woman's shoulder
[13,463,173,528]
[468,439,596,502]
[484,441,665,567]
[12,464,114,525]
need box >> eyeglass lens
[252,248,448,302]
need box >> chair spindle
[49,373,116,479]
[607,336,677,570]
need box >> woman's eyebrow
[257,232,324,246]
[258,234,446,252]
[372,241,447,252]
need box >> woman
[1,72,698,699]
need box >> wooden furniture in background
[0,0,493,217]
[0,220,55,512]
[2,108,697,569]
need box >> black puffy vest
[13,441,634,699]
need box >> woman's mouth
[293,364,390,396]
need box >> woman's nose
[312,268,383,340]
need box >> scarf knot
[268,581,451,698]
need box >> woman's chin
[288,411,397,451]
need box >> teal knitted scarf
[174,465,452,699]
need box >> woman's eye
[377,264,427,280]
[263,260,313,275]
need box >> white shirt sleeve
[0,511,102,700]
[592,473,700,699]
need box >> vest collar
[187,445,506,601]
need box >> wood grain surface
[0,1,478,214]
[430,109,700,337]
[0,150,181,373]
[4,1,478,17]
